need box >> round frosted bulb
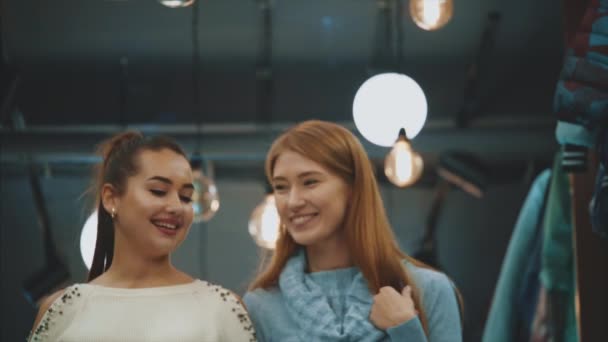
[159,0,195,8]
[410,0,454,31]
[384,140,424,187]
[80,211,97,270]
[353,73,427,147]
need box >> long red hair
[249,120,432,335]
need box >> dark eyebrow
[146,176,194,190]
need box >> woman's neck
[91,241,191,288]
[305,235,353,273]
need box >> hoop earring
[111,207,117,219]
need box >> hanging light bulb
[80,210,97,270]
[385,128,424,187]
[158,0,195,8]
[248,193,281,249]
[410,0,454,31]
[192,160,220,223]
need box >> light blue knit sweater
[244,250,462,342]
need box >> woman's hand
[370,285,418,330]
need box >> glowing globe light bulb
[192,168,220,223]
[384,129,424,187]
[353,73,427,147]
[410,0,454,31]
[159,0,195,8]
[248,194,281,249]
[80,211,97,270]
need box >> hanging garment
[515,200,547,340]
[482,170,551,342]
[554,0,608,158]
[530,286,550,342]
[539,152,579,342]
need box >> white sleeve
[28,285,84,342]
[218,291,257,342]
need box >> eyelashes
[150,189,193,204]
[273,179,319,192]
[303,179,318,186]
[180,196,193,204]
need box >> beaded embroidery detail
[28,281,256,341]
[28,286,81,341]
[203,281,257,342]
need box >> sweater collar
[279,249,386,341]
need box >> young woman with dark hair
[29,131,256,342]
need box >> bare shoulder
[31,289,66,331]
[28,284,88,342]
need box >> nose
[166,192,184,214]
[287,187,306,210]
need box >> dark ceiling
[0,0,564,179]
[2,0,564,124]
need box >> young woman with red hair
[244,120,461,341]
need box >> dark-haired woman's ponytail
[87,131,142,281]
[98,131,143,166]
[87,202,115,281]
